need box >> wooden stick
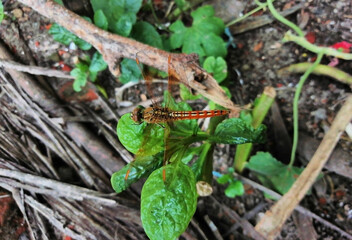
[0,59,74,79]
[255,95,352,239]
[16,0,239,112]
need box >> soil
[0,0,351,239]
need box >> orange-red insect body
[131,105,229,124]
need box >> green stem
[234,87,276,173]
[278,63,352,86]
[289,52,324,167]
[266,0,304,36]
[284,31,352,60]
[226,4,268,27]
[198,143,214,183]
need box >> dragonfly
[131,55,229,124]
[124,54,229,181]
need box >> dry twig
[255,95,352,239]
[16,0,239,113]
[0,59,74,79]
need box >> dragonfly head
[131,105,145,124]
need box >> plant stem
[278,63,352,86]
[226,2,272,27]
[283,31,352,60]
[234,87,276,172]
[289,52,324,167]
[266,0,304,36]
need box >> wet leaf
[169,5,226,61]
[111,153,163,193]
[224,180,244,198]
[90,0,142,36]
[131,21,163,49]
[89,52,107,82]
[209,118,266,144]
[94,9,108,30]
[203,56,227,83]
[119,58,142,84]
[70,63,89,92]
[141,161,197,240]
[116,113,164,155]
[246,152,306,195]
[49,23,92,50]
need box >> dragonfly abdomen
[169,110,229,120]
[142,107,228,123]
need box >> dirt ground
[0,0,351,239]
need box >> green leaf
[116,113,164,155]
[209,118,266,144]
[175,0,187,10]
[246,152,305,195]
[94,9,108,30]
[0,1,4,23]
[216,173,232,184]
[89,52,107,81]
[49,23,92,50]
[119,58,142,84]
[111,153,163,193]
[203,56,227,83]
[141,161,197,240]
[225,180,244,198]
[70,63,89,92]
[239,110,253,126]
[90,0,142,36]
[131,21,163,49]
[169,5,226,60]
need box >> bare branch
[255,95,352,239]
[0,59,74,79]
[16,0,239,112]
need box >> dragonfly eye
[131,105,145,124]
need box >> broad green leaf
[175,0,187,10]
[169,20,186,49]
[141,162,197,240]
[224,180,244,198]
[246,152,286,175]
[0,1,4,23]
[94,10,108,30]
[246,152,305,195]
[116,113,164,155]
[216,174,232,184]
[49,23,92,50]
[90,0,142,36]
[89,52,107,81]
[119,58,142,84]
[70,63,89,92]
[130,21,163,49]
[209,118,266,144]
[169,5,226,61]
[111,153,163,193]
[203,56,227,83]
